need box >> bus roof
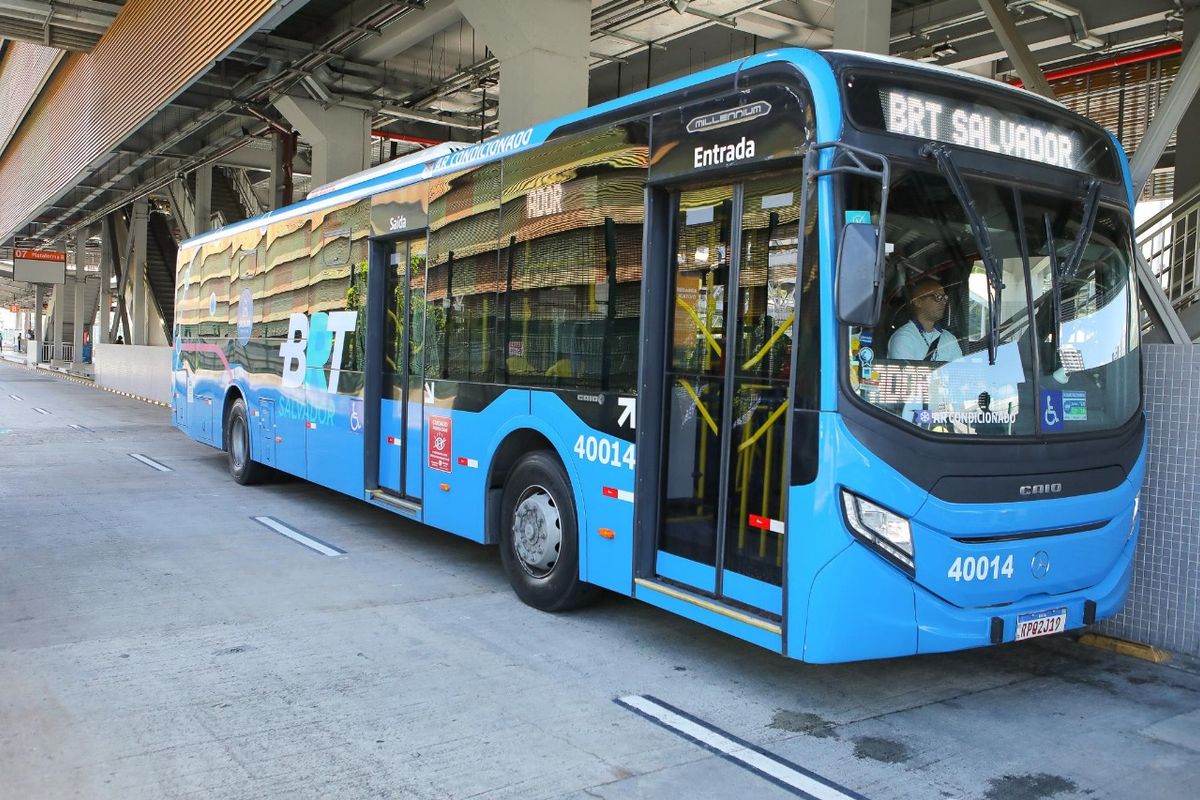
[180,47,842,251]
[181,47,1095,252]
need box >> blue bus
[173,48,1144,663]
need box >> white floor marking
[32,407,51,415]
[617,695,865,800]
[253,516,345,557]
[9,394,21,401]
[129,453,172,472]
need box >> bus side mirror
[835,222,884,327]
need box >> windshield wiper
[1041,178,1100,382]
[1062,179,1102,283]
[922,144,1005,365]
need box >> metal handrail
[228,167,265,218]
[1136,180,1200,238]
[1138,184,1200,317]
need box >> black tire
[499,451,599,612]
[226,398,271,486]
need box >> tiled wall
[1097,344,1200,656]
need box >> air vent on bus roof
[306,141,469,200]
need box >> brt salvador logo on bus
[279,311,358,393]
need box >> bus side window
[498,119,649,392]
[427,162,502,384]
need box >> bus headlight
[841,489,915,572]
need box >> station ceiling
[0,0,1191,280]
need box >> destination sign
[843,72,1118,180]
[883,89,1081,171]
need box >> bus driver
[887,277,963,362]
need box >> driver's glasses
[917,291,948,303]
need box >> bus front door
[651,176,800,617]
[378,236,428,500]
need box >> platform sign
[13,249,66,284]
[7,304,17,313]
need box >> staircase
[146,210,178,341]
[210,167,253,230]
[1138,182,1200,342]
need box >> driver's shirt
[887,320,963,362]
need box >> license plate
[1015,608,1067,641]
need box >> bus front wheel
[499,451,598,612]
[226,398,270,486]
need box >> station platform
[2,358,1199,800]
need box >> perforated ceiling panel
[0,0,281,244]
[0,44,64,157]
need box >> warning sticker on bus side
[429,416,452,473]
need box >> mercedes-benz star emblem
[1030,550,1051,579]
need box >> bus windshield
[846,165,1140,437]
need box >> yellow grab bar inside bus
[741,312,794,371]
[738,400,789,452]
[677,379,719,436]
[676,296,722,358]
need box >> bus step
[634,578,782,635]
[366,489,422,516]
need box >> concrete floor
[2,360,1198,800]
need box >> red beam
[1009,43,1183,88]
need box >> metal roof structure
[0,0,1193,311]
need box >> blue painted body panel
[789,415,1146,663]
[171,47,1145,664]
[378,397,403,492]
[635,583,783,653]
[657,553,717,594]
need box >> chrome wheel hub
[512,486,561,576]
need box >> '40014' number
[574,435,635,470]
[947,554,1014,582]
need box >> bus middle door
[646,174,800,619]
[378,235,428,501]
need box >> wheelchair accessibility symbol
[1044,396,1059,427]
[1040,389,1064,432]
[349,399,363,433]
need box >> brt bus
[172,49,1144,663]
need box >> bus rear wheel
[226,398,270,486]
[499,451,598,612]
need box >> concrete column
[458,0,590,133]
[131,199,149,346]
[53,278,66,364]
[194,165,213,236]
[834,0,891,54]
[100,217,112,343]
[274,96,370,186]
[34,285,43,364]
[73,230,87,363]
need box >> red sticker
[428,416,452,473]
